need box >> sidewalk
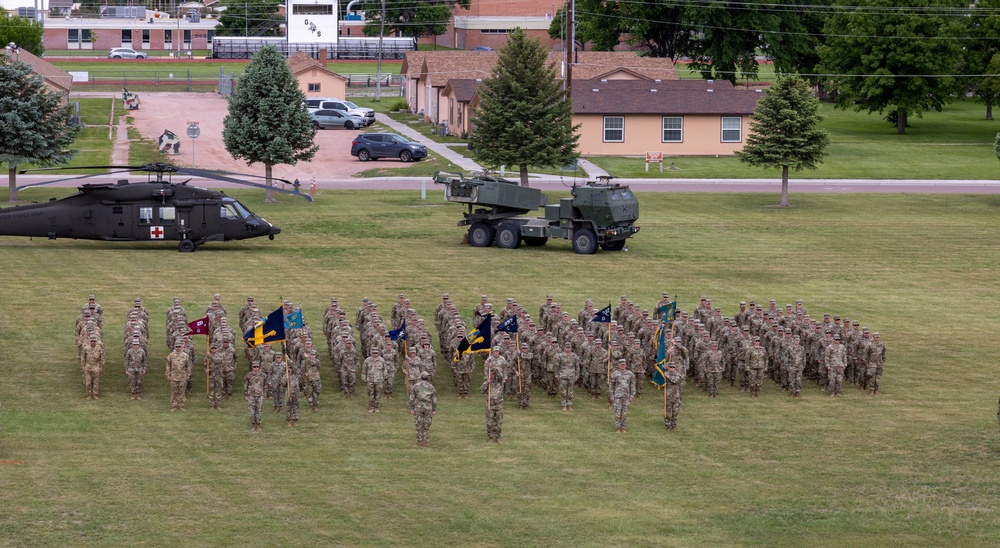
[375,113,482,172]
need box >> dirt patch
[127,92,407,181]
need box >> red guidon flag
[186,315,210,336]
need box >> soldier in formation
[362,348,387,413]
[166,340,193,411]
[609,359,636,432]
[409,371,438,447]
[482,347,506,443]
[244,362,266,430]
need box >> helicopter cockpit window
[159,206,176,223]
[138,207,153,224]
[228,200,252,220]
[220,204,241,220]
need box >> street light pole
[375,0,385,101]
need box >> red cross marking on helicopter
[150,226,164,239]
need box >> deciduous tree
[737,76,829,207]
[223,45,317,202]
[216,0,283,37]
[0,13,43,55]
[468,29,578,187]
[360,0,469,41]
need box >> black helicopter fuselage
[0,180,280,251]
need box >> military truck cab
[434,172,640,254]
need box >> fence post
[187,69,191,92]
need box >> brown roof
[443,79,483,103]
[410,50,678,87]
[572,79,762,116]
[286,51,345,80]
[566,51,678,81]
[5,48,72,93]
[421,51,497,87]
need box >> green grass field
[0,189,998,546]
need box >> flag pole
[205,336,210,397]
[403,339,409,388]
[606,303,612,387]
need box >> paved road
[11,174,1000,194]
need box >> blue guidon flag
[284,308,303,330]
[495,315,518,334]
[389,318,407,341]
[592,304,611,324]
[455,314,492,360]
[244,306,286,349]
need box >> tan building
[441,79,482,137]
[571,79,764,156]
[433,0,563,51]
[401,50,677,126]
[287,51,347,99]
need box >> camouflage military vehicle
[433,171,640,254]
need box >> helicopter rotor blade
[15,168,138,191]
[178,168,313,202]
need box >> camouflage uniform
[285,364,301,426]
[453,342,475,398]
[745,338,768,398]
[865,333,886,396]
[270,354,288,412]
[362,351,388,412]
[556,344,579,410]
[244,364,266,429]
[206,344,226,409]
[825,336,847,396]
[304,349,322,410]
[609,361,636,432]
[81,338,105,400]
[663,365,683,430]
[217,341,238,399]
[515,344,532,409]
[705,343,724,397]
[409,373,438,446]
[124,341,147,399]
[785,339,805,397]
[165,344,193,410]
[481,351,506,442]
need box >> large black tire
[468,222,495,247]
[178,239,196,253]
[495,223,521,249]
[601,239,626,251]
[522,236,547,247]
[357,149,371,161]
[399,149,413,162]
[572,228,597,255]
[345,121,355,130]
[312,121,320,129]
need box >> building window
[662,116,683,142]
[164,29,172,46]
[142,29,150,47]
[293,4,334,15]
[206,30,214,45]
[721,116,742,142]
[183,29,192,47]
[308,83,321,92]
[480,29,511,34]
[603,116,624,142]
[122,29,132,45]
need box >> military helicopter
[1,162,307,252]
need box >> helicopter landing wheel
[178,239,196,253]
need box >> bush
[388,98,409,112]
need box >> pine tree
[468,28,578,187]
[223,45,317,202]
[737,76,829,207]
[0,55,78,202]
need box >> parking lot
[128,92,407,180]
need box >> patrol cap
[131,337,140,344]
[824,313,831,318]
[710,340,718,346]
[618,358,626,364]
[88,294,96,300]
[785,328,792,333]
[594,339,603,345]
[420,371,430,379]
[211,343,218,349]
[662,292,669,297]
[89,334,98,341]
[520,343,528,349]
[408,347,417,354]
[564,342,573,348]
[863,327,870,332]
[274,353,284,360]
[442,293,450,299]
[753,336,761,342]
[252,362,261,368]
[833,334,841,340]
[214,293,221,300]
[481,294,488,300]
[174,340,183,347]
[134,298,141,304]
[769,299,776,304]
[673,336,681,342]
[371,349,380,354]
[331,297,338,303]
[834,315,841,321]
[247,296,254,301]
[873,332,880,337]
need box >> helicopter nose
[270,224,281,236]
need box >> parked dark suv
[350,133,428,162]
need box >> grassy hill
[0,189,998,546]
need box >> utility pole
[564,0,573,94]
[375,0,386,101]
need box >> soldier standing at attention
[866,332,887,396]
[218,338,238,399]
[745,336,768,398]
[285,358,301,427]
[609,359,636,433]
[244,362,266,430]
[825,333,848,397]
[453,334,475,398]
[482,347,507,443]
[304,348,322,411]
[705,340,724,398]
[166,340,193,411]
[557,342,579,411]
[663,363,683,430]
[362,348,387,413]
[205,342,225,409]
[81,335,105,400]
[124,336,147,400]
[270,352,287,413]
[409,371,438,447]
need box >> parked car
[336,99,376,126]
[108,47,147,59]
[311,109,366,130]
[471,46,495,52]
[351,133,428,162]
[305,98,373,126]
